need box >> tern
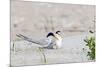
[16,31,62,49]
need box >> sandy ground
[10,33,94,66]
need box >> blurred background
[11,0,95,41]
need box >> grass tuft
[84,35,95,60]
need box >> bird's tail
[16,34,40,44]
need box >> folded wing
[16,34,55,48]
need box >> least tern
[55,31,62,49]
[16,31,62,49]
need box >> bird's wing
[16,34,49,47]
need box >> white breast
[55,34,62,48]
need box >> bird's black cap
[46,32,54,38]
[56,31,61,34]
